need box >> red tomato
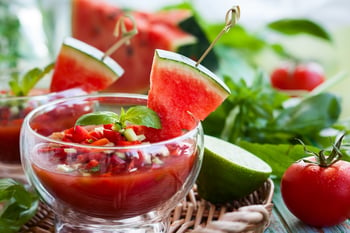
[270,62,325,91]
[281,156,350,227]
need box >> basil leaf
[268,18,332,41]
[75,111,120,126]
[0,178,39,233]
[124,106,161,129]
[274,93,341,135]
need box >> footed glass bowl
[20,93,203,233]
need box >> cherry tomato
[281,156,350,227]
[271,62,325,91]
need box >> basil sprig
[75,106,161,130]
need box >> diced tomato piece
[52,147,67,161]
[127,125,146,135]
[109,154,126,165]
[62,127,74,141]
[103,124,114,130]
[77,154,89,163]
[90,138,110,146]
[85,159,99,170]
[103,129,124,144]
[64,127,74,134]
[89,130,104,140]
[88,152,105,161]
[72,125,91,143]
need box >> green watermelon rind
[154,49,230,95]
[62,37,124,78]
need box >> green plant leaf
[124,106,161,129]
[75,106,161,130]
[75,111,120,126]
[9,63,54,96]
[205,24,266,51]
[237,141,319,180]
[274,93,341,134]
[267,18,332,41]
[0,178,39,233]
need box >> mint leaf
[9,63,54,96]
[0,178,39,233]
[75,111,120,126]
[124,106,161,129]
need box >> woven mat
[18,180,273,233]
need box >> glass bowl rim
[0,90,52,101]
[22,93,203,150]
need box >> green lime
[196,135,272,204]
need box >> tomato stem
[299,134,345,167]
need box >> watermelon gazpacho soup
[23,94,202,221]
[31,131,197,218]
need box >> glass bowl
[20,93,204,232]
[0,68,86,181]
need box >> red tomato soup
[31,145,197,219]
[0,120,23,163]
[0,89,48,163]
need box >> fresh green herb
[203,72,342,147]
[9,63,54,96]
[267,19,332,41]
[203,71,289,143]
[75,106,161,130]
[237,136,350,181]
[202,70,348,180]
[0,178,39,233]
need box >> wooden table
[266,184,350,233]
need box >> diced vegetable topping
[38,121,194,176]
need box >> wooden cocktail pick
[196,5,240,67]
[102,14,138,60]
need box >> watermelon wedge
[50,37,124,93]
[146,49,230,142]
[71,0,218,93]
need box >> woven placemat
[18,179,274,233]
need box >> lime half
[196,135,272,204]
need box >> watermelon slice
[71,0,218,93]
[146,49,230,142]
[50,37,124,92]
